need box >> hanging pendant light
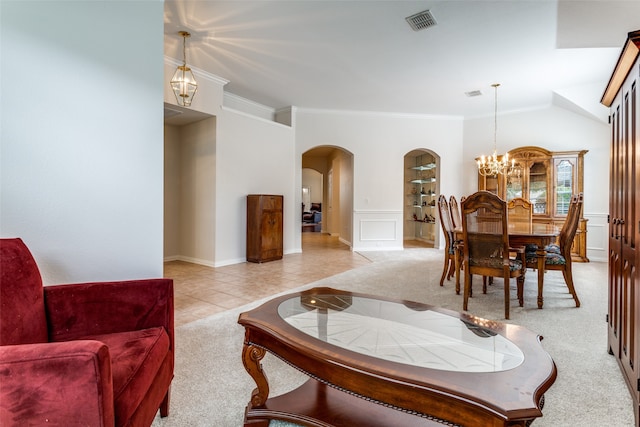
[477,83,513,177]
[171,31,198,107]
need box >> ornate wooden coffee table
[238,287,557,426]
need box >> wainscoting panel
[361,219,396,241]
[585,213,608,262]
[353,210,403,251]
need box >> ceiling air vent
[406,10,437,31]
[465,90,483,97]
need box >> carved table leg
[536,249,545,309]
[241,337,270,409]
[455,246,461,295]
[517,275,525,307]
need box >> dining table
[454,221,560,309]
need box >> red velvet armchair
[0,238,174,426]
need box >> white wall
[179,118,217,264]
[336,151,354,245]
[163,62,296,268]
[0,1,164,284]
[215,108,296,266]
[295,110,464,251]
[302,168,323,206]
[164,118,217,266]
[1,1,611,280]
[164,125,181,258]
[321,149,354,245]
[463,105,610,261]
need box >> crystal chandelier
[170,31,198,107]
[507,161,522,184]
[477,83,514,177]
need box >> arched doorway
[302,146,354,249]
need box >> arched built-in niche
[302,146,354,247]
[403,149,440,248]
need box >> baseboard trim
[164,255,216,268]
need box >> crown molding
[164,55,229,86]
[295,107,463,121]
[601,29,640,107]
[223,92,275,114]
[220,106,292,129]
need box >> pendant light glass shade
[171,65,197,106]
[171,31,198,107]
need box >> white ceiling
[164,1,640,122]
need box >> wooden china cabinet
[601,29,640,427]
[477,146,589,262]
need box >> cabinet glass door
[555,159,573,215]
[484,175,499,195]
[506,168,523,201]
[528,162,548,214]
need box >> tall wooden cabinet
[246,194,283,263]
[477,146,589,262]
[602,29,640,427]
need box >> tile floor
[165,233,430,326]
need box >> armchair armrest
[44,279,174,347]
[0,340,114,426]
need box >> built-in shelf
[410,162,436,171]
[410,177,436,184]
[405,151,437,246]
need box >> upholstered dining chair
[461,191,525,319]
[525,193,582,307]
[437,195,456,287]
[0,238,174,426]
[543,193,582,256]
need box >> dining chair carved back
[507,197,533,223]
[526,193,582,307]
[449,195,466,293]
[437,195,455,287]
[461,191,524,319]
[506,197,534,256]
[449,196,462,229]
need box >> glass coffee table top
[241,287,556,427]
[278,293,524,373]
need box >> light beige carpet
[152,248,634,426]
